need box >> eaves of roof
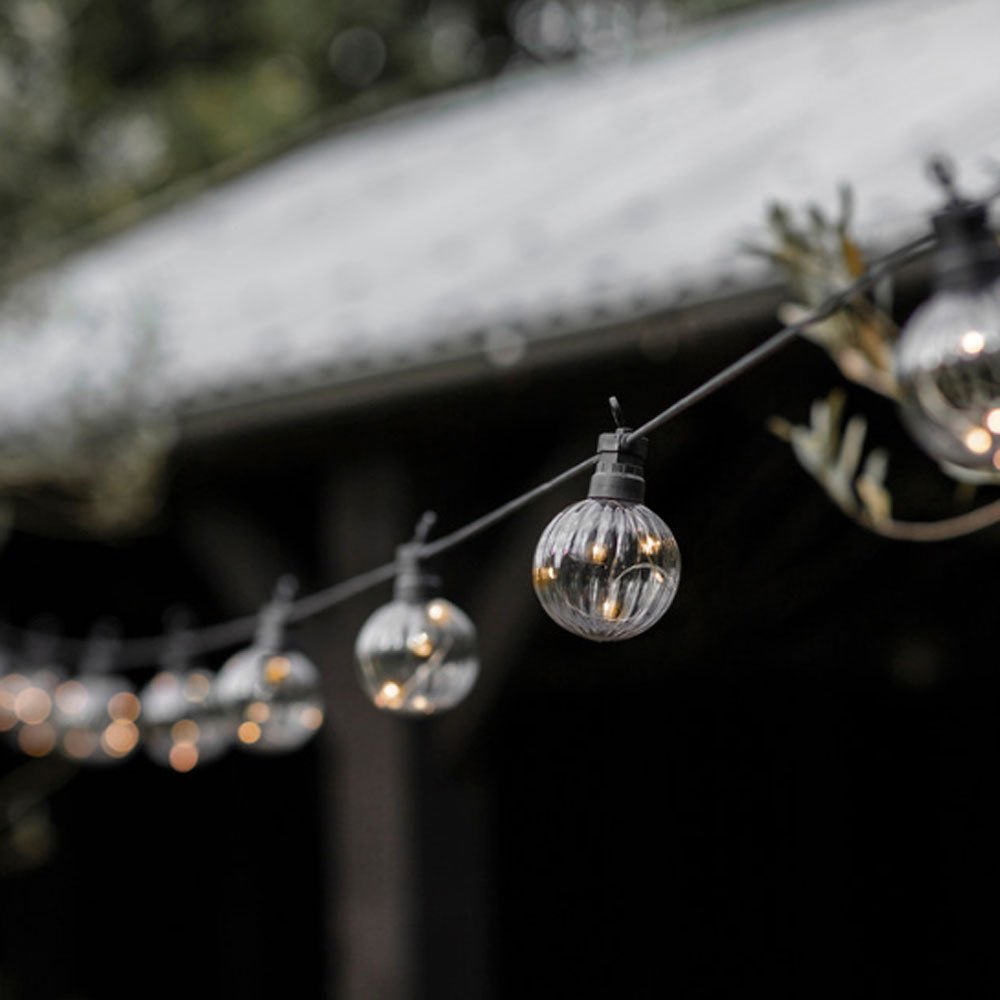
[1,0,998,446]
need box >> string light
[895,159,1000,474]
[533,400,680,640]
[1,161,998,766]
[214,577,325,754]
[53,676,141,765]
[355,514,479,715]
[39,628,142,765]
[141,637,233,772]
[0,631,64,750]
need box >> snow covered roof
[3,0,1000,443]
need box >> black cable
[0,223,943,667]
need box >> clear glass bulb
[214,647,324,754]
[0,672,32,734]
[1,667,64,758]
[895,278,1000,474]
[51,674,142,765]
[533,498,681,641]
[355,598,478,715]
[141,669,235,772]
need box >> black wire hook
[928,155,963,205]
[255,575,299,651]
[609,396,626,429]
[412,511,438,546]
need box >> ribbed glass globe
[141,669,235,772]
[532,498,681,641]
[355,598,478,715]
[215,647,324,754]
[51,675,142,765]
[895,280,1000,473]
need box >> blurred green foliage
[0,0,775,276]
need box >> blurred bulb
[1,667,63,740]
[0,674,32,732]
[18,721,57,757]
[355,596,478,715]
[52,675,140,765]
[896,282,1000,472]
[532,422,680,640]
[895,190,1000,473]
[140,669,234,771]
[215,647,323,754]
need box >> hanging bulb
[214,577,324,754]
[11,667,64,758]
[142,669,234,772]
[895,159,1000,475]
[1,670,61,758]
[532,398,680,641]
[29,623,140,765]
[0,672,32,734]
[0,625,64,756]
[355,512,479,716]
[141,617,234,772]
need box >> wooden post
[308,458,416,1000]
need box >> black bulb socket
[393,544,440,603]
[931,200,1000,293]
[588,429,648,503]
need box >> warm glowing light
[960,330,986,354]
[102,720,139,757]
[407,632,434,658]
[246,701,271,723]
[427,601,451,623]
[55,680,89,716]
[0,683,18,731]
[62,728,98,759]
[14,687,51,725]
[18,722,56,757]
[964,427,992,454]
[590,542,608,563]
[374,681,403,708]
[183,672,212,702]
[169,743,199,772]
[601,598,620,619]
[150,671,177,693]
[986,409,1000,434]
[639,535,662,556]
[238,721,262,744]
[300,706,324,730]
[264,656,292,685]
[356,592,479,715]
[532,565,558,586]
[171,719,200,744]
[108,691,141,722]
[410,695,431,713]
